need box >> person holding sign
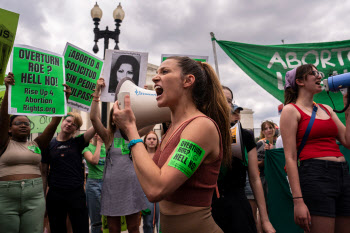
[108,55,140,93]
[0,72,70,233]
[280,64,350,233]
[41,112,95,233]
[90,78,147,233]
[112,56,231,233]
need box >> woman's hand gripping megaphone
[113,95,137,137]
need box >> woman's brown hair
[284,64,316,105]
[168,56,232,167]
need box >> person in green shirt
[83,134,106,233]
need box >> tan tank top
[0,140,41,177]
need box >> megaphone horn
[230,121,244,161]
[115,77,171,129]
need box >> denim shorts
[299,159,350,217]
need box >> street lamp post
[91,2,125,126]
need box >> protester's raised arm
[0,73,14,149]
[90,77,109,144]
[35,84,71,150]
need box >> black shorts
[299,158,350,217]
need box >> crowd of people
[0,59,349,233]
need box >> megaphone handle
[333,87,350,113]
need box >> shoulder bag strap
[297,104,318,158]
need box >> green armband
[168,139,205,178]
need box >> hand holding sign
[95,77,105,92]
[63,84,71,100]
[4,72,15,88]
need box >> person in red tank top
[280,64,350,233]
[112,56,232,233]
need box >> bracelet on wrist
[128,139,143,150]
[293,196,303,199]
[91,94,100,98]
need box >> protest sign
[64,43,103,112]
[0,8,19,84]
[9,45,66,116]
[161,54,208,62]
[101,49,148,102]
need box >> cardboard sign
[9,45,66,116]
[63,43,103,112]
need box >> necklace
[297,102,318,116]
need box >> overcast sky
[3,0,350,128]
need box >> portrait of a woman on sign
[108,54,140,93]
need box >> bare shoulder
[181,116,220,159]
[319,104,333,113]
[281,104,300,119]
[181,116,219,146]
[282,103,297,113]
[182,116,218,137]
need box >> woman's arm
[90,78,110,145]
[113,96,219,202]
[0,73,14,149]
[35,84,71,150]
[83,127,96,144]
[84,137,103,165]
[247,148,275,233]
[280,104,311,232]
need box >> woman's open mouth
[155,86,163,98]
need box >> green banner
[215,38,350,123]
[264,148,303,233]
[64,43,103,112]
[0,8,19,84]
[10,45,66,116]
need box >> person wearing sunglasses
[0,72,70,233]
[281,64,350,233]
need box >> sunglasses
[13,121,30,126]
[309,70,320,77]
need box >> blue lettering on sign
[134,90,156,96]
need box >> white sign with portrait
[100,49,148,102]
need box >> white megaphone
[115,77,171,129]
[230,121,244,160]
